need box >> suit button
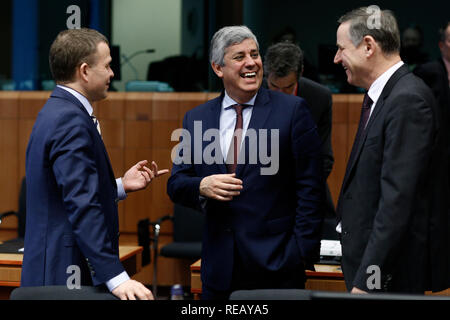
[225,228,232,233]
[117,232,120,238]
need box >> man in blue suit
[167,26,324,299]
[22,28,167,300]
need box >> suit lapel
[205,93,227,174]
[236,87,272,176]
[342,65,410,190]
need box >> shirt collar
[222,90,257,110]
[57,85,94,116]
[367,60,404,104]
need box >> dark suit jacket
[298,77,334,179]
[336,65,449,293]
[22,87,124,287]
[414,58,450,160]
[297,78,336,241]
[167,87,324,291]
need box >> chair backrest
[125,80,174,92]
[173,204,204,243]
[17,177,26,238]
[10,286,118,300]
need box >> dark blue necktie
[347,93,373,166]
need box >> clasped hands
[199,173,243,201]
[122,160,169,193]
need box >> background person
[264,41,337,240]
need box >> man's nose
[244,55,256,67]
[333,50,341,64]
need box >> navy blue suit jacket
[22,87,124,287]
[167,87,324,291]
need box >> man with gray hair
[168,25,324,299]
[334,7,449,293]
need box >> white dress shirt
[57,85,129,291]
[336,61,404,234]
[219,90,256,160]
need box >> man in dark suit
[264,42,337,240]
[334,7,449,293]
[167,25,324,300]
[414,21,450,176]
[22,28,168,300]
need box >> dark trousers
[201,250,306,300]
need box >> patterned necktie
[347,93,373,166]
[91,115,102,136]
[226,104,247,173]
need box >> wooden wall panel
[123,148,154,232]
[0,92,19,119]
[0,120,19,229]
[18,92,50,119]
[124,92,153,121]
[0,92,363,238]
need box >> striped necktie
[91,115,102,136]
[226,104,248,173]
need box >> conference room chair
[138,204,204,297]
[125,80,174,92]
[10,286,118,300]
[0,177,26,253]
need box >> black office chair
[138,204,204,297]
[0,177,26,252]
[10,286,118,300]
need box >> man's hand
[199,173,243,201]
[112,279,154,300]
[122,160,169,193]
[351,287,368,294]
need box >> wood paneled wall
[0,91,363,234]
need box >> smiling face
[211,38,263,103]
[334,22,368,89]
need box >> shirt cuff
[105,271,130,292]
[116,178,127,201]
[336,221,342,233]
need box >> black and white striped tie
[91,115,102,136]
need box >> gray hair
[209,25,259,66]
[264,42,304,78]
[338,7,400,54]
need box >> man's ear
[211,62,223,78]
[363,35,376,58]
[78,62,90,82]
